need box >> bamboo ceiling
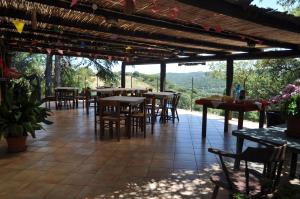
[0,0,299,62]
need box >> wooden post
[224,58,234,132]
[121,62,126,88]
[226,58,234,96]
[160,62,166,92]
[191,77,194,112]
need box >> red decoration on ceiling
[151,0,159,14]
[214,25,222,33]
[57,49,64,55]
[70,0,78,8]
[31,40,38,45]
[201,24,210,31]
[0,58,22,79]
[169,7,179,20]
[46,48,52,54]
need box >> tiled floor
[0,104,299,199]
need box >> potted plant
[0,80,52,152]
[270,80,300,138]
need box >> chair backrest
[98,100,121,118]
[241,143,287,194]
[174,93,181,108]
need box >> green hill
[166,72,225,94]
[126,71,226,111]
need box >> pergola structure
[0,0,300,93]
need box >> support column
[121,62,126,88]
[226,58,234,96]
[160,62,166,92]
[224,58,234,132]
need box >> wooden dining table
[195,98,268,138]
[86,88,147,114]
[54,87,79,109]
[100,96,146,138]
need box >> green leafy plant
[0,80,52,139]
[233,193,249,199]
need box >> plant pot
[6,136,27,153]
[286,118,300,139]
[266,111,285,127]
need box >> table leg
[86,96,89,115]
[259,110,265,128]
[161,97,167,123]
[224,110,229,133]
[238,111,244,129]
[143,102,146,138]
[290,153,298,178]
[202,105,207,138]
[234,136,244,169]
[128,105,132,139]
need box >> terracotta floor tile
[43,184,82,199]
[11,170,47,183]
[0,107,297,199]
[60,173,94,186]
[16,182,55,199]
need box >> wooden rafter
[0,7,254,52]
[177,0,300,34]
[26,0,298,50]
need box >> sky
[113,0,284,74]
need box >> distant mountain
[166,72,225,91]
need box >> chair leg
[116,121,120,142]
[172,108,175,123]
[100,120,105,140]
[109,122,113,139]
[211,185,219,199]
[176,109,179,122]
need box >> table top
[91,88,147,92]
[195,98,267,111]
[55,87,79,91]
[101,96,145,105]
[233,125,300,153]
[143,92,175,98]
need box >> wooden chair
[208,142,287,199]
[42,95,56,109]
[143,94,157,135]
[98,99,128,141]
[131,99,147,138]
[166,93,181,123]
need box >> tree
[54,55,62,87]
[44,55,53,96]
[11,52,45,76]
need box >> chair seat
[101,115,127,121]
[211,170,262,195]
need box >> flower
[270,80,300,119]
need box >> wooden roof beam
[178,0,300,34]
[0,30,174,57]
[126,50,300,64]
[27,0,298,50]
[0,7,252,52]
[3,39,167,59]
[0,23,223,55]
